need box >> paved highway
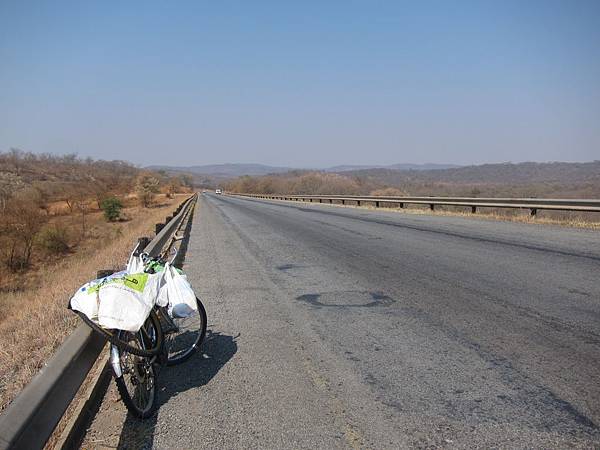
[85,193,600,449]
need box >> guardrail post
[530,208,537,217]
[97,269,116,278]
[471,206,477,214]
[310,198,313,202]
[430,204,435,211]
[375,201,380,208]
[357,200,361,206]
[135,237,151,256]
[329,199,333,204]
[341,199,345,205]
[319,199,322,203]
[399,202,404,209]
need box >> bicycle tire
[165,297,207,366]
[113,328,159,418]
[75,309,164,357]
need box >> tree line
[224,162,600,200]
[0,149,193,273]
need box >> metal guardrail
[0,193,198,450]
[229,193,600,215]
[145,194,197,257]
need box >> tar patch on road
[276,263,301,271]
[296,291,395,308]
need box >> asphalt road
[84,193,600,449]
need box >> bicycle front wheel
[162,297,207,366]
[113,322,160,418]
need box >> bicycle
[72,235,207,418]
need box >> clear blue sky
[1,1,599,167]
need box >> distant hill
[387,163,462,171]
[324,165,384,172]
[150,161,600,198]
[346,161,600,185]
[150,162,462,178]
[223,160,600,199]
[148,163,293,178]
[325,163,460,172]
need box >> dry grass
[0,194,190,412]
[274,198,600,230]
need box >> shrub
[136,174,161,207]
[38,225,69,254]
[100,196,123,221]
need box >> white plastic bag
[126,254,145,274]
[69,271,125,327]
[162,262,198,318]
[70,271,163,332]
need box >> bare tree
[165,176,182,198]
[2,188,47,270]
[5,148,25,176]
[136,173,161,207]
[0,172,23,212]
[75,198,90,235]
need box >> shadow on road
[116,330,238,449]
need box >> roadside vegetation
[0,150,193,288]
[225,161,600,198]
[0,149,194,411]
[224,162,600,225]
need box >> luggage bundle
[69,257,198,332]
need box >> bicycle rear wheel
[161,297,207,366]
[113,320,160,418]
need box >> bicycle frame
[112,235,185,377]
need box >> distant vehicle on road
[215,189,222,194]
